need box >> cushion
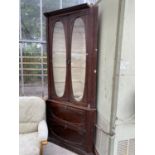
[19,96,45,133]
[19,132,40,155]
[19,122,38,134]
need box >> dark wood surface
[45,4,98,155]
[46,100,96,155]
[44,3,89,17]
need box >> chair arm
[38,120,48,141]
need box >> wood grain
[45,4,98,155]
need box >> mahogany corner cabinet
[44,4,98,155]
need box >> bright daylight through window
[19,0,89,97]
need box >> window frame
[19,0,92,97]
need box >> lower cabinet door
[46,100,96,155]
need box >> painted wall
[116,0,135,123]
[113,0,135,154]
[95,0,135,154]
[95,0,120,154]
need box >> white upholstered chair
[19,96,48,155]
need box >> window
[19,0,88,98]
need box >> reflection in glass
[71,18,86,101]
[52,22,66,97]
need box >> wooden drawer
[47,115,86,135]
[46,100,97,154]
[47,101,86,125]
[48,125,86,147]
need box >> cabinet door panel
[52,22,66,97]
[71,18,86,101]
[45,4,98,155]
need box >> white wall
[95,0,135,155]
[95,0,121,154]
[116,0,135,122]
[113,0,135,154]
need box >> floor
[44,142,78,155]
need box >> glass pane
[22,43,42,96]
[42,0,60,40]
[71,18,86,101]
[22,43,41,56]
[52,22,66,97]
[62,0,83,8]
[43,0,60,13]
[21,0,40,40]
[19,43,23,96]
[43,45,48,98]
[19,75,23,96]
[24,76,42,96]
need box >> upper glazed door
[49,14,89,106]
[71,18,86,102]
[69,14,89,106]
[48,7,97,108]
[49,17,69,101]
[52,21,66,98]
